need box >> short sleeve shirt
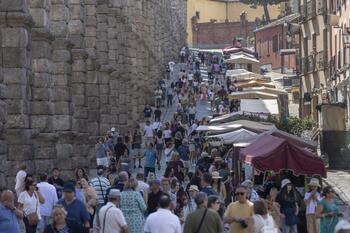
[99,202,127,233]
[18,191,41,218]
[0,204,20,233]
[224,201,254,233]
[304,192,321,214]
[144,125,154,137]
[184,208,223,233]
[57,198,90,226]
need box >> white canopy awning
[224,54,260,64]
[206,128,258,145]
[196,119,275,133]
[240,99,279,115]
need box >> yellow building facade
[187,0,282,46]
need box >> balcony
[300,4,306,22]
[316,0,326,15]
[307,55,315,73]
[316,51,328,70]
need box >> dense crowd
[1,49,350,233]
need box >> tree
[240,0,288,23]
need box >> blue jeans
[23,217,37,233]
[144,167,155,181]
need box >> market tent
[206,128,258,145]
[239,134,326,177]
[209,111,243,124]
[226,69,266,80]
[224,54,260,64]
[196,119,275,133]
[229,91,278,100]
[266,128,317,150]
[240,99,279,115]
[234,80,276,89]
[243,87,288,96]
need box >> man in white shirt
[37,173,58,233]
[144,194,182,233]
[304,178,322,233]
[144,120,154,146]
[96,189,129,233]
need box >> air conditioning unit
[325,14,341,26]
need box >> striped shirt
[90,176,111,204]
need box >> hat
[281,179,292,189]
[201,151,209,157]
[308,178,321,187]
[63,183,75,193]
[335,220,350,233]
[182,139,188,144]
[111,127,116,132]
[211,171,222,179]
[189,185,199,192]
[108,189,121,198]
[241,179,253,189]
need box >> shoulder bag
[102,206,113,233]
[195,208,208,233]
[27,192,39,225]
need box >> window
[312,34,317,51]
[272,35,278,52]
[258,39,262,57]
[195,11,200,19]
[267,36,270,55]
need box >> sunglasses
[235,192,245,196]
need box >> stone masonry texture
[0,0,187,189]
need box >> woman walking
[120,177,147,233]
[18,177,45,233]
[155,130,165,164]
[316,186,341,233]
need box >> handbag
[27,193,39,225]
[194,208,208,233]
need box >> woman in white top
[15,164,27,196]
[18,177,45,233]
[249,200,278,233]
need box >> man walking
[145,194,182,233]
[57,183,90,231]
[0,190,23,233]
[90,166,111,209]
[96,189,129,233]
[37,173,58,232]
[223,185,253,233]
[201,173,218,196]
[184,192,223,233]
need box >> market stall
[228,91,278,100]
[205,128,258,146]
[239,134,327,177]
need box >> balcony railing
[307,55,315,72]
[316,51,328,70]
[316,0,326,15]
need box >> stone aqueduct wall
[0,0,187,189]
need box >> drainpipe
[281,23,285,74]
[298,0,302,118]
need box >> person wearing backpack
[249,200,278,233]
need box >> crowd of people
[0,50,349,233]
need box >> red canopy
[239,134,327,177]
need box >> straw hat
[281,179,292,189]
[189,185,199,192]
[308,178,321,187]
[211,171,222,179]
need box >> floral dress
[120,190,147,233]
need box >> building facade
[254,14,299,72]
[187,0,281,47]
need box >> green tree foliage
[239,0,288,23]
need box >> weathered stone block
[32,59,53,73]
[99,84,109,94]
[96,41,107,51]
[72,83,85,95]
[30,101,52,114]
[1,28,29,48]
[71,72,85,83]
[51,87,71,101]
[72,60,86,72]
[2,48,30,68]
[69,35,85,48]
[86,71,97,83]
[52,115,71,130]
[87,122,99,135]
[32,41,52,58]
[1,84,27,99]
[53,101,72,115]
[7,145,33,161]
[68,20,84,35]
[72,118,88,132]
[30,0,50,9]
[53,63,72,74]
[6,114,29,129]
[85,27,96,37]
[30,8,50,29]
[2,68,28,85]
[85,37,96,48]
[53,50,71,62]
[85,16,97,26]
[52,74,69,86]
[5,99,27,114]
[72,95,86,106]
[85,5,96,16]
[31,115,50,130]
[87,97,99,110]
[32,88,50,101]
[73,108,88,118]
[51,21,67,37]
[86,84,99,97]
[56,144,73,157]
[33,73,52,87]
[70,4,84,20]
[0,0,29,12]
[88,110,99,122]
